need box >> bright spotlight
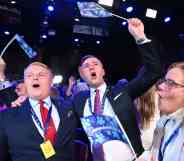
[164,17,171,23]
[74,38,79,42]
[126,6,133,13]
[122,21,127,26]
[98,0,114,7]
[4,31,10,35]
[43,20,48,25]
[96,40,100,44]
[48,5,54,11]
[74,18,80,22]
[42,34,47,39]
[146,8,157,19]
[11,1,16,4]
[53,75,63,84]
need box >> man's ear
[102,68,105,77]
[78,67,83,79]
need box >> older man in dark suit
[73,18,163,161]
[0,62,77,161]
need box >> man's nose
[32,74,39,79]
[89,64,95,69]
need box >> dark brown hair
[79,55,100,67]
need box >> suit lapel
[78,90,90,117]
[106,88,116,108]
[51,98,72,146]
[51,98,63,144]
[21,99,43,142]
[106,87,122,118]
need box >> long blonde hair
[136,85,156,128]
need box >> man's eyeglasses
[24,72,50,79]
[156,78,184,88]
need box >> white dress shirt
[29,97,60,138]
[83,83,115,117]
[82,83,135,161]
[140,108,184,161]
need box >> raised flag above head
[77,1,128,21]
[15,34,37,59]
[77,1,112,18]
[0,34,38,80]
[1,34,37,59]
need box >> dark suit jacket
[0,97,77,161]
[73,39,163,157]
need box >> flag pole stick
[96,3,128,21]
[1,34,17,57]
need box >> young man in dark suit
[0,62,77,161]
[73,18,163,161]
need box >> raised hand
[128,18,146,41]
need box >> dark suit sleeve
[124,38,164,99]
[0,111,10,161]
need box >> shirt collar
[161,108,184,123]
[90,82,107,95]
[29,96,52,108]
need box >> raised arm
[124,18,163,99]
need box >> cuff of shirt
[136,37,152,45]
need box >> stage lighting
[126,6,133,13]
[53,75,63,84]
[164,17,171,23]
[41,34,47,39]
[74,18,80,22]
[43,20,48,25]
[4,31,10,35]
[98,0,114,7]
[145,8,157,19]
[48,29,56,36]
[10,1,16,4]
[47,5,54,11]
[96,40,100,44]
[122,21,127,26]
[74,38,79,42]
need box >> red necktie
[40,101,56,144]
[94,89,101,114]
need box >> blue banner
[81,115,128,145]
[77,2,112,18]
[15,34,37,59]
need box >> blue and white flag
[0,34,37,59]
[77,2,112,18]
[81,115,136,161]
[15,34,37,59]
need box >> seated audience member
[136,62,184,161]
